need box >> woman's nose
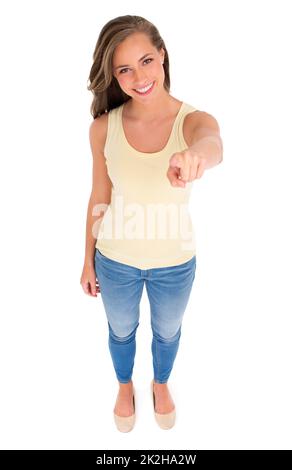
[133,70,148,86]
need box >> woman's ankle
[118,379,133,389]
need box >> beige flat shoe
[113,387,136,433]
[151,379,176,429]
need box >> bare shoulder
[184,109,220,131]
[89,112,113,197]
[183,109,221,146]
[89,112,109,155]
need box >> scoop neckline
[120,101,185,157]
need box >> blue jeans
[94,249,196,384]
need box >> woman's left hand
[166,149,207,188]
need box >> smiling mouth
[133,81,155,94]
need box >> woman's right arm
[80,113,112,297]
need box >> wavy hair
[87,15,170,119]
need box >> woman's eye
[119,58,153,74]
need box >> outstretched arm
[167,112,223,187]
[187,111,223,170]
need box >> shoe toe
[155,409,176,429]
[114,413,135,433]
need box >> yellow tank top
[95,101,198,269]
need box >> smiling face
[112,32,165,101]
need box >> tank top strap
[104,105,122,160]
[175,102,199,149]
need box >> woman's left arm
[167,112,223,187]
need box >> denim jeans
[94,248,196,384]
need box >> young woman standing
[81,15,223,432]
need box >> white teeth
[135,82,153,93]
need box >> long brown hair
[87,15,171,119]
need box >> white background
[0,0,291,450]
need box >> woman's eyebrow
[114,53,153,70]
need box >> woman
[80,15,223,433]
